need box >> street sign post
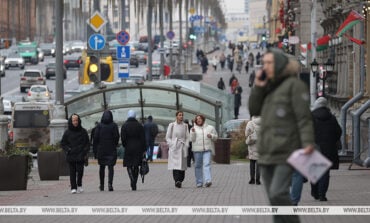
[166,31,175,40]
[118,62,129,78]
[116,30,130,45]
[116,46,130,60]
[86,11,107,32]
[88,34,106,51]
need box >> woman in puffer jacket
[190,114,218,188]
[245,116,261,185]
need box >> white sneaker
[77,187,84,193]
[71,189,77,194]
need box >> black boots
[127,166,139,191]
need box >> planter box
[59,151,69,176]
[37,151,60,180]
[0,155,29,191]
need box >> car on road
[130,54,139,67]
[126,73,147,84]
[132,51,147,64]
[146,61,162,80]
[2,99,12,114]
[39,43,54,56]
[19,69,46,92]
[4,52,25,69]
[63,56,82,69]
[70,41,86,53]
[26,85,52,102]
[0,60,5,77]
[37,48,44,62]
[45,62,67,79]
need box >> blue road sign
[88,34,105,51]
[116,45,130,59]
[166,31,175,40]
[116,30,130,45]
[118,61,129,78]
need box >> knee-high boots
[127,166,139,191]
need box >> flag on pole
[316,35,331,52]
[299,44,307,67]
[335,10,364,37]
[344,34,365,45]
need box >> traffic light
[81,55,114,85]
[189,27,197,40]
[262,34,266,41]
[88,55,100,83]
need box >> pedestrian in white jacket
[190,114,218,188]
[166,111,189,188]
[245,116,261,185]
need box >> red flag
[335,10,364,37]
[344,34,365,45]
[316,35,331,51]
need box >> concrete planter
[0,155,29,190]
[37,151,60,180]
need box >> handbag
[140,156,149,183]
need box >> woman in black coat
[94,110,119,191]
[121,110,146,191]
[311,97,342,201]
[61,114,90,194]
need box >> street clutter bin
[214,138,231,164]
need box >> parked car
[132,51,147,64]
[45,62,67,79]
[19,69,46,92]
[0,60,5,77]
[26,85,52,102]
[130,54,139,67]
[222,119,249,138]
[70,41,86,52]
[63,56,82,69]
[4,52,25,69]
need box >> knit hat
[127,110,136,118]
[312,97,328,111]
[267,47,289,77]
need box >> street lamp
[320,58,335,97]
[311,58,320,98]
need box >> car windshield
[8,53,21,58]
[47,63,56,67]
[30,87,47,92]
[24,72,41,77]
[39,43,54,49]
[18,47,35,52]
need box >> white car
[4,53,25,69]
[2,99,12,114]
[37,48,44,62]
[26,85,52,102]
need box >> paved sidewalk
[1,162,370,223]
[1,49,370,223]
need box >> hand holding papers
[287,149,332,184]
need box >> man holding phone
[248,48,315,223]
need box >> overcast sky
[223,0,244,13]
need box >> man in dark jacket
[249,48,315,223]
[121,110,146,191]
[144,115,158,162]
[311,97,342,201]
[94,110,119,191]
[61,114,90,194]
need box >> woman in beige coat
[166,111,189,188]
[245,116,261,185]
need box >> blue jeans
[290,170,304,205]
[193,151,212,186]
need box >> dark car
[130,54,139,67]
[63,56,82,69]
[45,62,67,79]
[132,51,147,64]
[39,43,54,56]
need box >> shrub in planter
[0,141,32,191]
[230,121,248,159]
[37,144,61,180]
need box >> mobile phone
[259,70,267,81]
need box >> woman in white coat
[190,114,218,188]
[166,111,190,188]
[245,116,261,185]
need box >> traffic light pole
[55,0,64,105]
